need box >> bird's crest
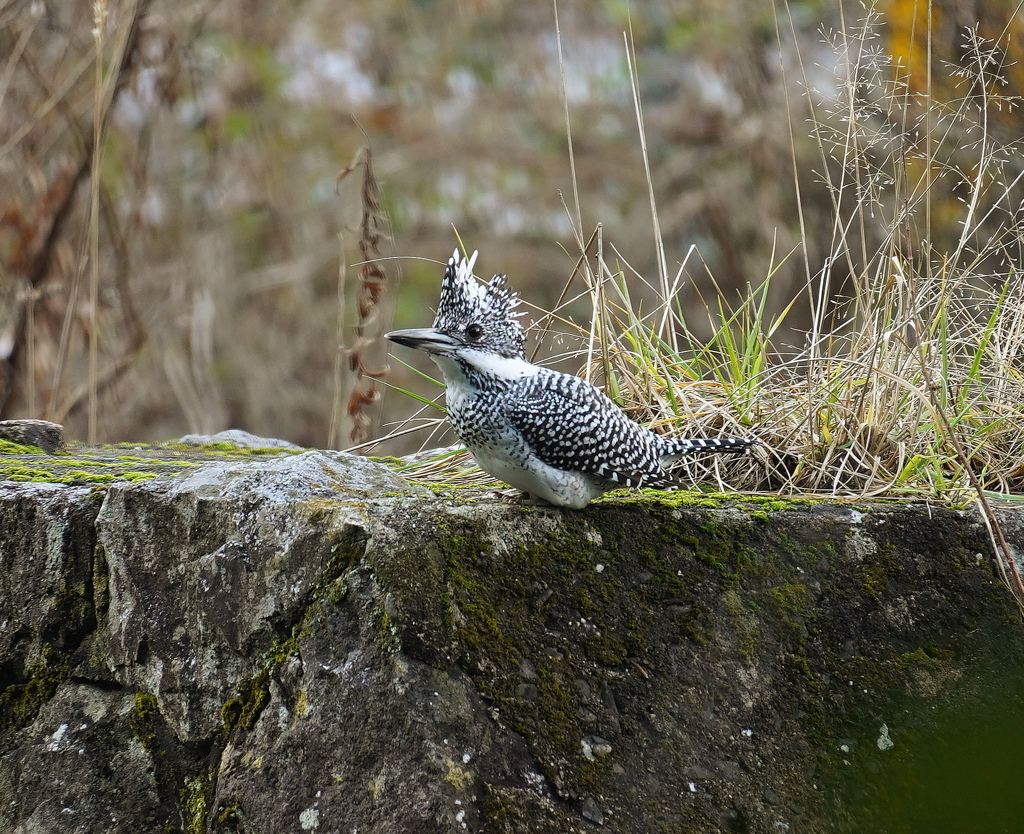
[433,249,525,358]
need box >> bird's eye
[465,323,484,341]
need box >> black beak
[385,328,459,355]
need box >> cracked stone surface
[2,443,1024,833]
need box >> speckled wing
[506,370,678,489]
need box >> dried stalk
[334,146,393,446]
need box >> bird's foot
[513,491,556,507]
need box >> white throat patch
[432,350,538,387]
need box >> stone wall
[2,445,1023,833]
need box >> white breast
[468,442,603,509]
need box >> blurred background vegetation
[0,0,1020,453]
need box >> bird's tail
[660,435,758,461]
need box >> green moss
[129,692,160,745]
[424,483,497,498]
[4,467,57,481]
[449,574,520,678]
[127,692,174,805]
[722,590,760,660]
[900,646,941,663]
[375,608,400,648]
[770,582,811,614]
[788,651,817,683]
[181,776,208,834]
[238,671,272,731]
[62,470,117,483]
[601,489,723,508]
[120,471,159,482]
[51,583,91,627]
[369,455,403,466]
[861,543,900,598]
[0,661,71,740]
[0,439,44,454]
[599,491,826,511]
[221,698,243,731]
[326,576,349,604]
[480,784,521,828]
[743,496,818,511]
[691,519,757,587]
[1,462,163,484]
[215,804,243,830]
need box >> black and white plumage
[387,250,756,509]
